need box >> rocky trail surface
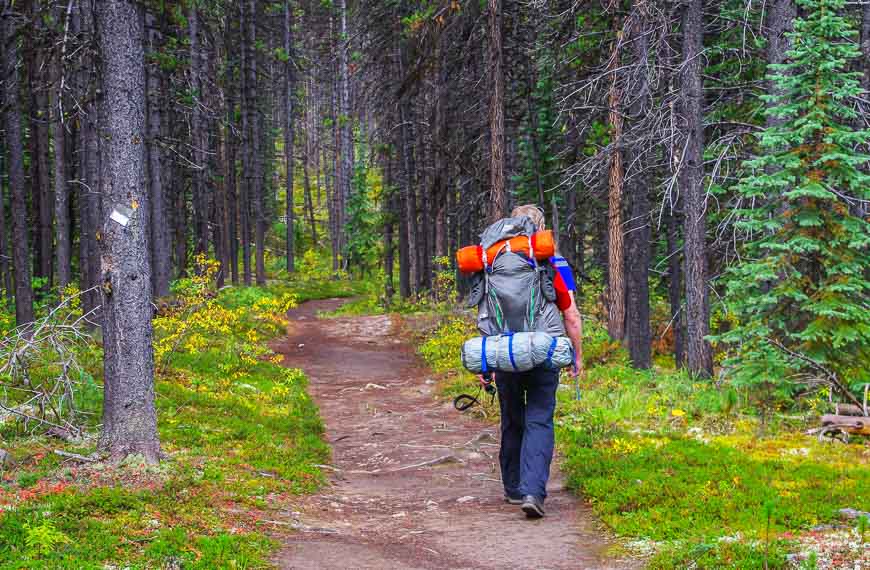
[271,299,637,570]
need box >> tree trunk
[74,0,99,318]
[329,51,341,274]
[680,0,713,377]
[415,109,429,291]
[189,5,208,257]
[96,0,160,463]
[239,0,252,285]
[487,0,506,221]
[399,101,418,293]
[624,4,651,369]
[146,13,170,298]
[53,44,71,290]
[302,119,317,247]
[247,0,265,285]
[765,0,794,132]
[395,114,411,298]
[606,24,625,342]
[433,36,448,259]
[338,0,353,269]
[284,0,296,272]
[29,9,53,287]
[0,142,10,300]
[225,114,240,285]
[384,154,395,301]
[665,200,684,368]
[2,11,35,325]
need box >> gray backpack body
[466,216,565,337]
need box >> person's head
[511,204,546,230]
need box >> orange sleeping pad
[456,230,555,274]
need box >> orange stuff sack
[456,230,555,274]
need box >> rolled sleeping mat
[455,231,555,274]
[460,332,574,374]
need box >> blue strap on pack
[550,256,577,291]
[545,336,557,367]
[507,332,518,371]
[481,336,488,373]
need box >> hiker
[474,204,584,519]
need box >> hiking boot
[504,494,523,505]
[521,495,545,518]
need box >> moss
[0,278,344,568]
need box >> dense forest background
[0,1,868,566]
[1,0,869,437]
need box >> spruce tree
[719,0,870,394]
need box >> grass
[0,272,359,568]
[413,306,870,569]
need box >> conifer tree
[719,0,870,393]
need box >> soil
[271,299,638,570]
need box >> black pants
[495,367,559,500]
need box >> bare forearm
[565,313,583,369]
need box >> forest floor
[271,298,638,570]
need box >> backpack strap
[506,332,518,371]
[481,336,488,374]
[545,336,558,367]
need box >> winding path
[272,299,636,570]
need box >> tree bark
[302,113,317,246]
[188,4,208,257]
[239,0,252,285]
[399,101,418,293]
[606,24,625,342]
[338,0,353,268]
[0,141,10,300]
[624,3,651,369]
[247,0,265,285]
[679,0,713,377]
[224,16,239,286]
[146,12,170,298]
[29,6,53,287]
[395,114,411,298]
[384,153,395,301]
[665,200,684,368]
[53,40,71,290]
[487,0,506,221]
[765,0,795,132]
[284,0,296,272]
[96,0,160,463]
[2,10,35,325]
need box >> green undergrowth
[415,309,870,569]
[0,269,348,568]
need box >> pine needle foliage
[717,0,870,394]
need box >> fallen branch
[768,339,864,409]
[53,449,97,462]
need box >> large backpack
[465,216,565,337]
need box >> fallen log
[834,404,866,417]
[820,414,870,435]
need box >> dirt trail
[272,299,636,570]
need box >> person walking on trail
[477,204,584,519]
